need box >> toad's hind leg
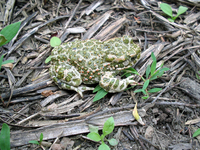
[56,81,94,97]
[99,72,136,93]
[49,62,94,97]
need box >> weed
[87,117,118,150]
[193,128,200,138]
[50,36,61,47]
[0,22,21,46]
[131,52,169,99]
[0,123,10,150]
[0,22,20,70]
[160,3,188,22]
[0,54,14,71]
[29,133,44,149]
[45,36,61,63]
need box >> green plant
[160,3,188,22]
[93,85,108,102]
[45,37,62,64]
[0,123,10,150]
[193,128,200,138]
[196,71,200,80]
[50,36,61,47]
[93,52,169,101]
[0,22,21,46]
[29,133,44,147]
[131,52,169,99]
[87,117,118,150]
[0,54,14,71]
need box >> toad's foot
[99,72,137,93]
[57,80,94,97]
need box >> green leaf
[50,37,61,47]
[103,117,115,136]
[148,88,162,93]
[142,79,149,90]
[142,90,147,95]
[193,128,200,138]
[108,138,118,146]
[146,65,150,79]
[168,18,174,22]
[0,22,21,46]
[98,143,110,150]
[101,134,105,141]
[0,54,4,71]
[150,74,158,81]
[134,89,144,93]
[45,56,51,63]
[177,6,188,16]
[93,85,103,93]
[2,59,14,65]
[0,123,10,150]
[151,54,157,76]
[196,72,200,80]
[29,140,40,145]
[87,132,101,142]
[39,133,43,143]
[93,88,108,102]
[160,3,173,18]
[142,96,149,99]
[88,125,99,133]
[150,67,169,81]
[0,34,7,46]
[124,68,139,75]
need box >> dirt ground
[1,0,200,150]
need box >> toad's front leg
[99,71,137,93]
[50,62,94,97]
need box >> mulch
[1,0,200,149]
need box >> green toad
[49,36,141,97]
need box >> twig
[60,0,82,42]
[0,79,52,99]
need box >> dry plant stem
[68,106,101,121]
[60,0,82,42]
[70,0,104,27]
[40,90,68,107]
[94,16,127,41]
[10,111,136,147]
[122,130,135,141]
[6,102,37,122]
[9,95,44,104]
[0,79,52,99]
[6,14,70,58]
[82,10,113,40]
[8,11,38,47]
[155,101,200,108]
[56,0,62,16]
[26,48,51,68]
[49,130,63,150]
[17,112,40,125]
[42,113,80,120]
[138,134,160,149]
[130,126,147,150]
[151,63,186,104]
[149,10,190,30]
[4,0,15,24]
[13,2,30,18]
[0,117,38,129]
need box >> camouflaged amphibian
[49,36,141,97]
